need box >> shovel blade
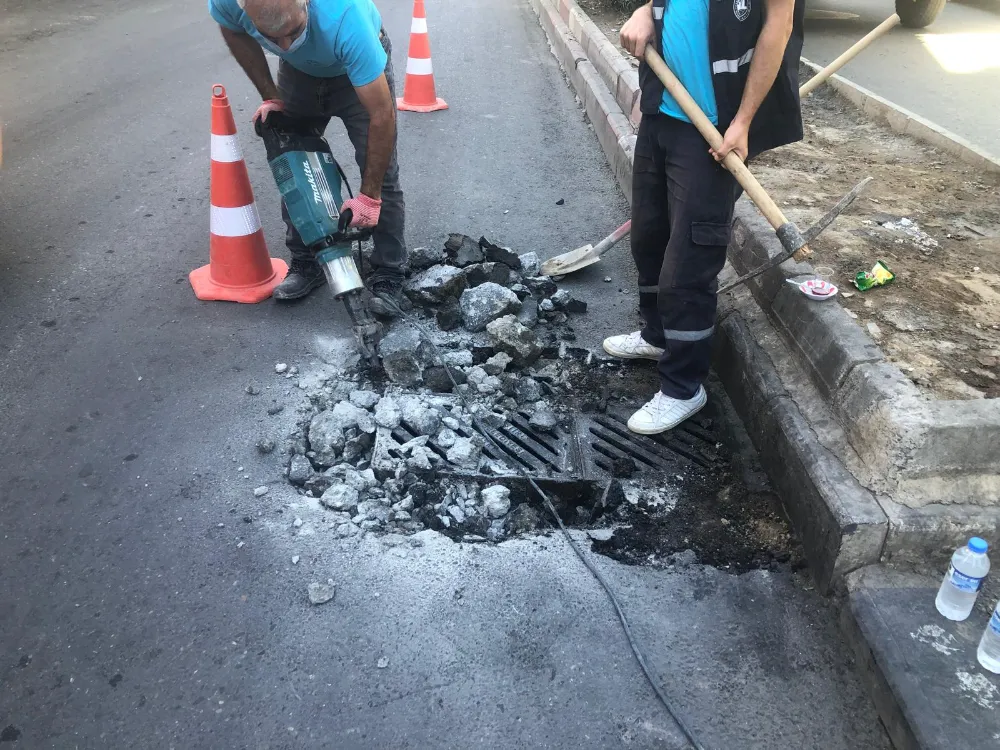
[540,244,598,276]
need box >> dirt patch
[754,79,1000,400]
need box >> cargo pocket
[690,222,732,248]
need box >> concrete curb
[801,58,1000,177]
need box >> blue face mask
[284,13,308,53]
[258,9,309,54]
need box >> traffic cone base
[397,96,448,113]
[189,257,288,303]
[190,83,288,304]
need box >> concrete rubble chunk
[505,504,543,535]
[288,455,314,486]
[479,237,522,269]
[447,436,482,469]
[435,303,463,331]
[514,377,543,404]
[539,298,555,313]
[518,252,541,277]
[448,505,467,524]
[517,302,539,329]
[483,352,512,376]
[441,350,473,367]
[408,245,447,270]
[342,432,374,465]
[407,447,433,471]
[349,390,380,410]
[379,325,436,386]
[400,395,442,436]
[320,484,360,513]
[550,289,572,309]
[308,410,347,467]
[482,485,512,519]
[375,396,402,429]
[403,264,468,304]
[486,315,542,365]
[445,233,485,267]
[529,402,559,433]
[253,485,269,497]
[459,283,521,332]
[524,276,557,298]
[307,580,336,606]
[344,467,377,491]
[436,427,458,449]
[330,400,375,434]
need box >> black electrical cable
[375,299,707,750]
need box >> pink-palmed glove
[341,194,382,228]
[252,99,284,124]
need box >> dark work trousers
[277,31,406,279]
[631,114,742,400]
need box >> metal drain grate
[371,391,722,484]
[583,411,722,473]
[371,393,583,481]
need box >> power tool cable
[375,297,707,750]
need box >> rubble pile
[278,233,610,542]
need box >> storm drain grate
[583,412,723,472]
[371,391,723,484]
[371,393,583,481]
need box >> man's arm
[353,73,396,200]
[219,26,280,101]
[619,1,653,58]
[711,0,795,162]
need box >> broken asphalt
[0,0,888,747]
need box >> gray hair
[237,0,307,34]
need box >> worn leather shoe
[367,274,406,318]
[273,259,326,301]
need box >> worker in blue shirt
[603,0,802,434]
[209,0,407,314]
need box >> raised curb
[801,58,1000,177]
[714,295,888,591]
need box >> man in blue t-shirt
[209,0,407,312]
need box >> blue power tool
[255,113,382,366]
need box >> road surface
[803,0,1000,157]
[0,1,888,747]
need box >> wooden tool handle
[593,220,632,258]
[799,14,900,97]
[643,47,810,260]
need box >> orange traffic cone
[189,84,287,303]
[397,0,448,113]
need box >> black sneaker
[367,274,406,318]
[273,258,326,301]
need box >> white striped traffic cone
[397,0,448,113]
[189,84,287,303]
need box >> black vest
[638,0,804,158]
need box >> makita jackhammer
[254,113,382,366]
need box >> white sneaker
[627,387,707,435]
[602,331,665,361]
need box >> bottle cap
[969,537,989,554]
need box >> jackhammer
[254,113,382,367]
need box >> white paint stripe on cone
[210,134,243,163]
[406,57,434,76]
[411,17,427,34]
[210,204,263,237]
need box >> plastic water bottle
[935,537,990,621]
[977,600,1000,673]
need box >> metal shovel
[540,220,632,276]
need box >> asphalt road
[1,1,887,747]
[803,0,1000,157]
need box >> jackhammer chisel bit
[717,176,873,295]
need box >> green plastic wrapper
[854,261,895,291]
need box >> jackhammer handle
[643,47,811,261]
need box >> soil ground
[581,2,1000,401]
